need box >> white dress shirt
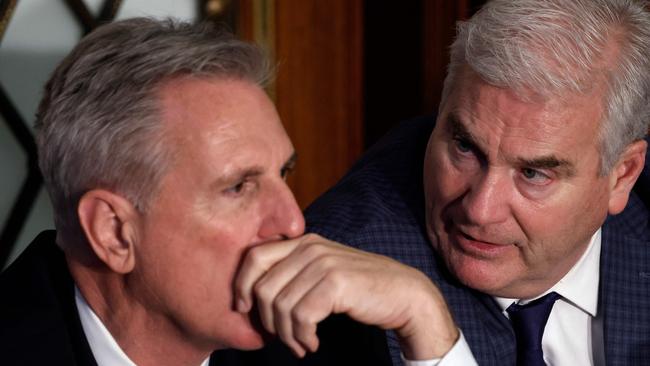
[402,332,478,366]
[409,229,604,366]
[75,229,602,365]
[76,284,458,366]
[75,288,210,366]
[494,229,604,366]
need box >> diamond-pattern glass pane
[0,113,27,230]
[0,1,83,122]
[0,0,197,268]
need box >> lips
[451,228,512,257]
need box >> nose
[258,180,305,240]
[460,169,510,226]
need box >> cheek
[426,152,469,209]
[190,227,255,284]
[138,212,256,298]
[425,149,469,246]
[560,185,609,240]
[512,184,608,257]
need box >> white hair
[442,0,650,173]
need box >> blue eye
[224,181,247,195]
[521,168,551,185]
[522,168,538,179]
[454,137,472,153]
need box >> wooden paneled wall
[235,0,484,208]
[274,1,364,209]
[422,1,476,114]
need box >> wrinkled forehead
[454,64,605,105]
[448,66,607,121]
[440,69,607,157]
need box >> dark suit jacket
[305,116,650,366]
[0,231,391,365]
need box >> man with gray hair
[306,0,650,365]
[0,18,465,366]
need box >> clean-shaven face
[129,77,305,351]
[424,70,613,299]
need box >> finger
[234,239,301,312]
[272,254,350,354]
[290,276,342,353]
[272,269,327,353]
[278,324,308,359]
[252,237,332,334]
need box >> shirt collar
[75,287,210,366]
[494,228,601,317]
[75,286,138,366]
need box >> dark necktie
[506,291,561,366]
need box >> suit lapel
[600,196,650,366]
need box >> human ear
[607,140,647,215]
[77,189,139,274]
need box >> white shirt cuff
[401,331,478,366]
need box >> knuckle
[322,270,347,291]
[246,246,266,268]
[291,305,314,325]
[273,293,292,315]
[300,241,328,257]
[302,232,322,242]
[316,254,339,269]
[253,280,272,302]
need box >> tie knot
[507,291,561,316]
[506,292,561,366]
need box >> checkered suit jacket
[305,115,650,365]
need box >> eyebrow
[282,152,298,174]
[445,113,576,177]
[212,151,298,189]
[215,167,264,188]
[516,156,575,176]
[446,114,488,163]
[447,114,481,149]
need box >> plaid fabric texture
[305,116,650,365]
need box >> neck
[68,259,212,366]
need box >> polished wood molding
[274,0,363,208]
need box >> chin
[222,312,270,351]
[456,272,502,294]
[447,255,507,294]
[229,331,266,350]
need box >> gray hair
[35,18,271,247]
[442,0,650,173]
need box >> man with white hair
[306,0,650,364]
